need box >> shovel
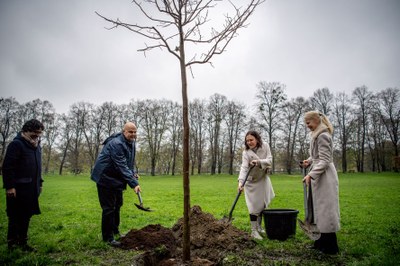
[221,165,255,223]
[134,191,154,212]
[297,162,320,240]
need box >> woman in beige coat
[238,131,275,240]
[302,111,340,254]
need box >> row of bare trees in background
[1,84,399,175]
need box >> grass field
[0,172,399,265]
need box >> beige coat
[238,143,275,215]
[308,124,340,233]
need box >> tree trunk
[179,36,191,262]
[59,146,68,175]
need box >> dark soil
[119,205,348,266]
[120,205,256,265]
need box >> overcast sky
[1,0,399,114]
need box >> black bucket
[263,209,299,241]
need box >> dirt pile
[121,205,255,265]
[120,224,177,255]
[172,205,255,262]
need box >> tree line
[1,84,399,175]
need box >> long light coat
[307,124,340,233]
[238,143,275,215]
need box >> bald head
[123,122,137,142]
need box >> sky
[0,0,399,114]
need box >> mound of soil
[120,224,176,255]
[120,205,255,265]
[172,205,255,262]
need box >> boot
[251,221,263,240]
[257,215,265,234]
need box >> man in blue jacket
[2,119,45,251]
[91,121,141,247]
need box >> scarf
[310,123,329,140]
[21,132,40,148]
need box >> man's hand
[134,185,141,194]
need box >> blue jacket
[2,132,43,195]
[91,133,139,190]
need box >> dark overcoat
[2,133,43,216]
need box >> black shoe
[320,247,339,255]
[107,239,121,247]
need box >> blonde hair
[304,111,334,134]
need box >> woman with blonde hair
[301,111,340,254]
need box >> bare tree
[367,107,388,172]
[206,93,227,175]
[100,102,121,137]
[375,88,400,171]
[114,103,139,134]
[15,99,55,129]
[68,102,91,174]
[333,92,354,173]
[352,86,372,172]
[0,97,20,174]
[167,101,182,176]
[189,99,207,175]
[255,81,287,172]
[281,97,307,174]
[82,103,104,171]
[224,100,246,174]
[138,99,169,176]
[310,87,334,115]
[296,117,309,165]
[58,114,73,175]
[217,130,227,174]
[96,1,265,259]
[42,113,59,174]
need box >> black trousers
[7,213,31,246]
[6,183,40,247]
[96,184,123,242]
[314,232,339,254]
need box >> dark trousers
[6,185,38,248]
[7,214,31,247]
[96,184,123,242]
[314,232,339,254]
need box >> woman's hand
[302,175,311,185]
[238,182,244,192]
[300,160,310,168]
[250,160,258,166]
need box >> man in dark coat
[91,121,141,247]
[2,119,45,251]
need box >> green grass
[0,172,399,265]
